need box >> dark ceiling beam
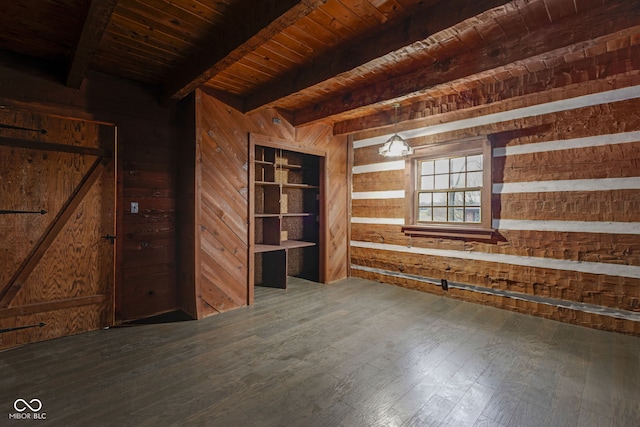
[66,0,118,88]
[162,0,328,103]
[292,0,640,126]
[243,0,513,114]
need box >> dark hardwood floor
[2,277,639,426]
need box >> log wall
[0,62,180,323]
[177,89,349,318]
[350,80,640,335]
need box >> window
[402,137,494,239]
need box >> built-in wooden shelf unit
[249,134,324,291]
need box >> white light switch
[131,202,139,214]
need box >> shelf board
[256,160,273,166]
[275,162,302,170]
[255,213,280,218]
[282,183,319,189]
[281,240,316,249]
[282,212,312,217]
[255,181,280,186]
[254,244,285,253]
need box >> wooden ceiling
[0,0,638,130]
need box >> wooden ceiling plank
[100,32,184,67]
[134,0,218,33]
[365,0,409,20]
[293,0,640,125]
[244,0,514,113]
[295,10,347,46]
[167,0,229,24]
[320,0,370,36]
[101,29,188,64]
[163,0,329,103]
[257,42,305,69]
[109,12,195,54]
[112,6,202,45]
[66,0,118,88]
[282,23,331,55]
[342,0,389,26]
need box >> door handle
[103,234,116,243]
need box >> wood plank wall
[350,79,640,335]
[0,63,180,323]
[177,89,349,318]
[0,109,115,349]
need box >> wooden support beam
[66,0,118,88]
[0,135,111,157]
[0,295,107,318]
[243,0,513,114]
[292,0,640,126]
[162,0,328,103]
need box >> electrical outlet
[131,202,139,214]
[440,279,449,291]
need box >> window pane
[418,192,432,206]
[467,155,482,171]
[433,192,447,206]
[467,171,483,187]
[465,207,481,222]
[412,150,486,226]
[421,176,434,190]
[433,207,447,222]
[421,160,434,175]
[434,174,449,189]
[449,191,464,206]
[434,158,449,174]
[449,207,465,222]
[450,172,465,188]
[465,190,481,206]
[418,207,432,221]
[450,157,465,173]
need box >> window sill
[402,224,496,240]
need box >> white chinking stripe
[494,177,640,194]
[352,177,640,199]
[353,131,640,175]
[493,130,640,157]
[353,160,404,175]
[492,219,640,235]
[353,85,640,149]
[351,217,405,225]
[351,240,640,279]
[351,190,405,199]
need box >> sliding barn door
[0,107,116,350]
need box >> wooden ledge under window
[401,224,496,240]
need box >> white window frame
[402,136,495,240]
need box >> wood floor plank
[1,277,639,426]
